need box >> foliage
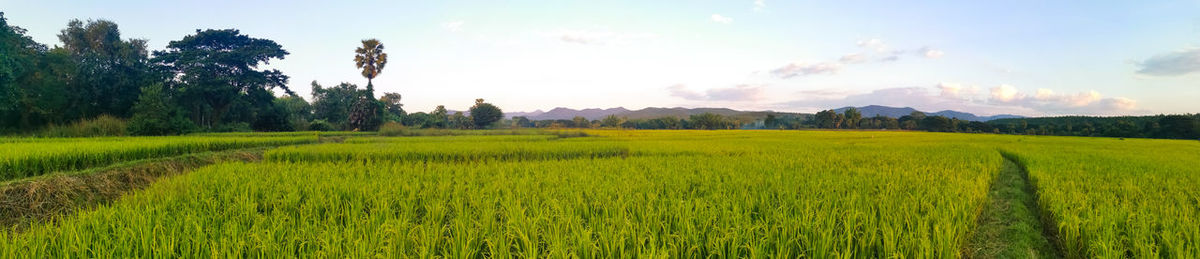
[379,92,404,121]
[57,19,152,120]
[152,29,291,129]
[469,99,503,129]
[307,120,335,132]
[353,39,387,86]
[37,115,128,138]
[127,84,193,136]
[376,122,407,136]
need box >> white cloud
[920,47,944,59]
[839,53,866,64]
[753,0,766,11]
[990,84,1022,103]
[1136,48,1200,76]
[711,14,733,24]
[668,84,764,101]
[442,21,465,32]
[1102,97,1138,111]
[856,39,888,52]
[770,62,842,78]
[937,82,978,99]
[556,29,657,45]
[773,40,943,79]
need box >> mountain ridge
[505,105,1023,122]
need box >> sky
[4,0,1199,116]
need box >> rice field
[0,135,318,181]
[1,130,1198,258]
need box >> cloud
[668,84,765,101]
[711,14,733,24]
[753,0,766,11]
[879,51,903,62]
[770,62,842,78]
[839,53,866,64]
[936,82,979,99]
[990,84,1022,103]
[920,47,944,59]
[442,21,465,32]
[780,84,1139,116]
[1136,48,1200,76]
[856,39,888,52]
[556,29,657,45]
[771,40,944,79]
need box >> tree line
[0,13,504,136]
[507,107,1199,140]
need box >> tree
[690,113,731,130]
[513,116,533,128]
[379,92,405,121]
[1158,115,1199,139]
[311,81,357,129]
[127,84,191,135]
[430,105,449,128]
[469,98,503,129]
[815,110,841,129]
[347,94,381,131]
[601,115,625,128]
[843,108,862,129]
[275,96,312,130]
[152,29,291,129]
[354,39,387,88]
[572,116,590,128]
[921,116,954,132]
[0,12,49,130]
[450,112,471,129]
[764,114,779,129]
[57,19,152,120]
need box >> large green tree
[57,19,152,120]
[469,99,503,129]
[152,29,292,129]
[311,81,361,129]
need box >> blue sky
[4,0,1199,116]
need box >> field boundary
[0,148,264,231]
[964,151,1061,258]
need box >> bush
[308,120,335,132]
[212,123,252,133]
[39,115,128,137]
[128,84,194,136]
[378,122,407,136]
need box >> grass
[2,131,1001,257]
[0,135,316,181]
[0,148,264,230]
[965,157,1058,258]
[0,130,1198,257]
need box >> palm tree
[354,39,388,87]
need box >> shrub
[378,122,407,136]
[128,84,194,136]
[39,115,128,137]
[308,120,335,132]
[212,123,252,133]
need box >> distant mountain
[833,105,1023,121]
[505,109,545,118]
[507,107,807,121]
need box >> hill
[507,107,809,121]
[833,105,1023,121]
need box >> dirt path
[964,155,1059,258]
